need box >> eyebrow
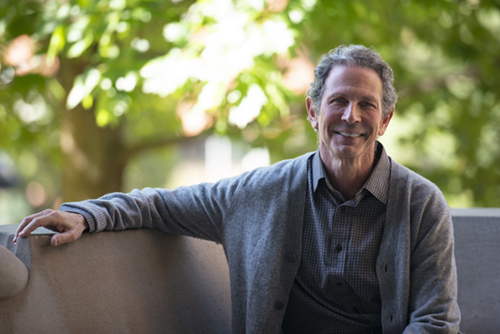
[360,95,379,104]
[325,93,380,104]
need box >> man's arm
[404,206,460,333]
[381,161,460,334]
[14,177,241,246]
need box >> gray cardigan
[61,152,460,333]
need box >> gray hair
[307,45,398,117]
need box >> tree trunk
[60,104,126,202]
[55,57,128,202]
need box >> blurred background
[1,0,499,224]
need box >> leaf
[67,31,94,58]
[47,26,65,61]
[66,68,101,109]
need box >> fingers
[17,209,58,239]
[14,209,55,243]
[14,210,87,246]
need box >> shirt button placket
[335,205,348,266]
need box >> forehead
[322,66,383,101]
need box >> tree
[1,0,499,212]
[0,0,311,205]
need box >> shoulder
[226,152,313,189]
[390,158,445,202]
[388,158,451,234]
[209,152,313,210]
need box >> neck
[319,146,376,200]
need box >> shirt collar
[312,141,391,205]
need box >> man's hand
[13,209,89,246]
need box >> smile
[338,132,362,137]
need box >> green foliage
[298,0,500,207]
[1,0,499,211]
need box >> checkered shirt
[282,143,390,334]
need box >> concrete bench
[1,208,499,333]
[451,208,500,333]
[0,228,232,333]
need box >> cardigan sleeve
[403,198,461,333]
[58,176,243,244]
[380,159,461,334]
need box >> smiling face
[307,66,393,169]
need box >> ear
[306,97,318,130]
[378,106,394,136]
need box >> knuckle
[21,213,37,224]
[47,210,58,218]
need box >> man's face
[307,66,393,167]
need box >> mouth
[337,131,362,138]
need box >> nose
[341,103,361,124]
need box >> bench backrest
[1,208,499,333]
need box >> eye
[360,101,375,108]
[330,97,345,104]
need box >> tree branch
[122,130,213,161]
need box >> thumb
[51,234,62,246]
[51,230,80,247]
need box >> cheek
[320,110,339,126]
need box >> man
[15,45,460,333]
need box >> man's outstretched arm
[13,175,239,247]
